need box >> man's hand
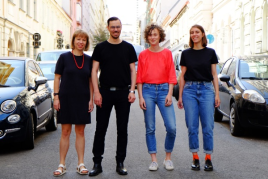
[128,92,136,103]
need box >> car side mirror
[219,75,230,82]
[219,75,234,88]
[28,76,47,91]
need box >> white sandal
[76,163,89,175]
[53,164,66,177]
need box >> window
[26,43,30,57]
[27,0,30,15]
[34,0,37,20]
[227,59,237,83]
[221,58,233,75]
[20,0,24,10]
[28,61,40,87]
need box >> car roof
[37,49,72,53]
[37,61,57,64]
[0,57,31,61]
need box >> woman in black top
[53,30,93,176]
[177,25,220,171]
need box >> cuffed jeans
[182,81,215,154]
[92,89,130,164]
[142,83,176,154]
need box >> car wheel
[45,109,58,131]
[173,84,179,101]
[229,103,243,136]
[24,113,35,150]
[214,107,223,122]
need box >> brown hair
[144,23,166,43]
[71,29,90,51]
[107,16,121,26]
[189,24,207,48]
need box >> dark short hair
[144,23,166,43]
[71,29,90,51]
[107,17,121,26]
[189,24,207,48]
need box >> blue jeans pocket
[184,82,192,89]
[204,83,214,90]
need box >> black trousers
[92,89,131,164]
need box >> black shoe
[204,159,213,171]
[191,159,200,170]
[116,162,128,175]
[88,163,103,177]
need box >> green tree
[93,27,109,48]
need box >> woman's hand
[165,94,173,106]
[88,100,94,112]
[177,98,183,109]
[94,92,102,108]
[215,94,220,108]
[139,97,146,110]
[54,99,60,111]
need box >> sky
[106,0,146,25]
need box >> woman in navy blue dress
[53,30,93,176]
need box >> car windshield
[133,45,144,66]
[38,63,55,80]
[0,60,25,87]
[239,57,268,79]
[36,51,69,61]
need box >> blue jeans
[142,83,176,154]
[182,81,215,154]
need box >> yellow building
[0,0,72,58]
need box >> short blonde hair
[71,29,90,51]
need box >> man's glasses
[110,26,121,29]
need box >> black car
[214,55,268,136]
[0,57,57,149]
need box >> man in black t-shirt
[89,17,137,177]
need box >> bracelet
[129,90,135,94]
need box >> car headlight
[8,114,21,124]
[1,100,17,113]
[242,90,265,103]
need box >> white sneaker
[163,160,174,170]
[149,161,158,171]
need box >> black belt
[100,86,129,91]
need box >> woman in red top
[137,24,177,171]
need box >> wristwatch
[129,90,135,94]
[53,93,59,96]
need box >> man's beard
[110,34,120,39]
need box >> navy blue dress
[55,51,92,124]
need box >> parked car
[172,51,222,101]
[37,61,56,92]
[0,57,57,149]
[214,55,268,136]
[132,44,145,71]
[36,49,93,61]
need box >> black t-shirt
[92,40,137,88]
[180,47,218,82]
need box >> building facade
[145,0,268,62]
[0,0,72,58]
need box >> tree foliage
[93,28,109,48]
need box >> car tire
[173,84,179,101]
[229,103,243,136]
[214,108,223,122]
[24,113,35,150]
[45,109,58,131]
